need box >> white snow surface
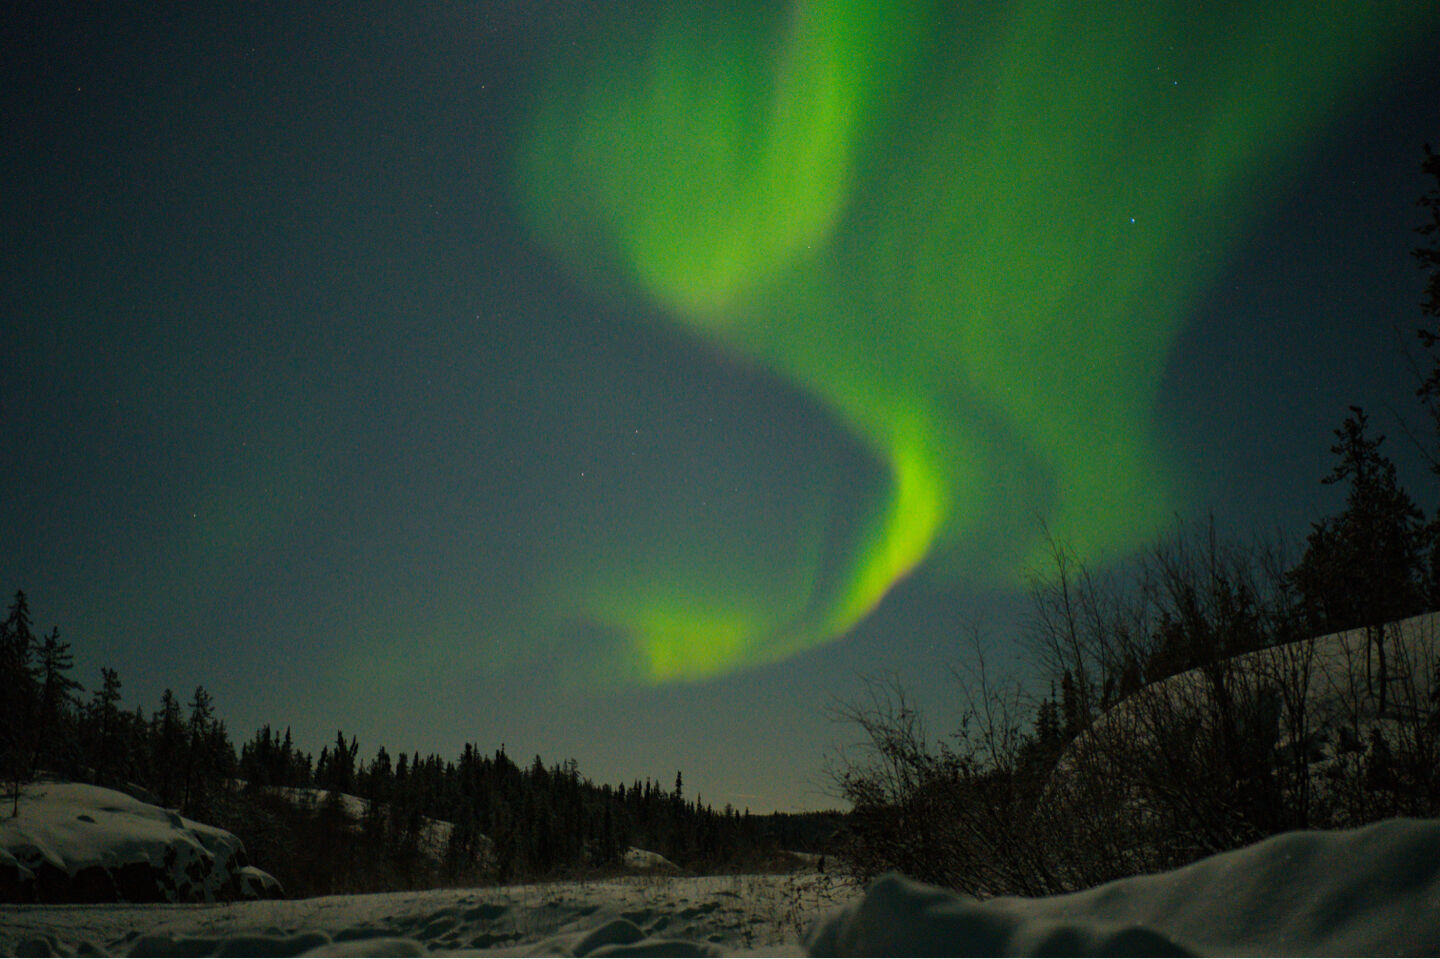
[0,871,847,956]
[7,816,1440,955]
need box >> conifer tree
[1411,143,1440,595]
[1414,143,1440,374]
[321,730,358,794]
[182,685,214,813]
[31,627,82,777]
[280,726,297,786]
[2,591,39,816]
[1290,407,1428,710]
[1291,409,1427,631]
[89,668,123,786]
[153,689,185,806]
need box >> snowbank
[0,780,282,904]
[7,817,1440,954]
[812,817,1440,955]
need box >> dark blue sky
[5,2,1440,811]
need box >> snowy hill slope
[0,781,281,904]
[263,784,468,863]
[7,817,1440,954]
[1110,610,1438,741]
[1050,612,1440,800]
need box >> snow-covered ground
[8,816,1440,955]
[0,870,851,956]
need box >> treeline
[233,723,834,895]
[831,143,1440,895]
[0,601,233,821]
[0,602,836,895]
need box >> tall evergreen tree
[320,730,359,794]
[1291,408,1427,631]
[182,686,214,813]
[152,689,185,806]
[31,627,82,776]
[1411,143,1440,596]
[280,727,298,786]
[1,591,39,816]
[89,668,123,786]
[1289,407,1428,710]
[1414,143,1440,359]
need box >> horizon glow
[512,0,1435,684]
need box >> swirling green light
[513,0,1436,683]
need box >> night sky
[6,2,1440,812]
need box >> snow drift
[812,817,1440,956]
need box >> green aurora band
[513,0,1437,684]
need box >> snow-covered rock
[0,780,282,903]
[621,845,680,873]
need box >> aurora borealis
[6,1,1440,810]
[513,0,1439,683]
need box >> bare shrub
[829,522,1440,896]
[827,633,1066,897]
[1035,526,1302,878]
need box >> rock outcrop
[0,781,282,903]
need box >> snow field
[12,817,1440,954]
[1,870,855,956]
